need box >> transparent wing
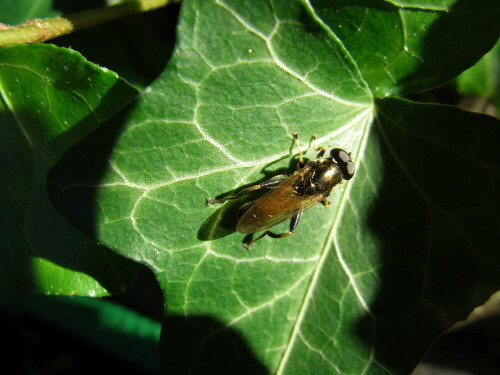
[236,167,325,234]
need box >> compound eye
[330,148,355,180]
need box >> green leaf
[47,0,499,373]
[0,44,139,297]
[2,294,161,373]
[314,0,500,96]
[0,0,59,24]
[457,39,500,111]
[0,0,174,90]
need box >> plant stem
[0,0,179,47]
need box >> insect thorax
[295,159,343,196]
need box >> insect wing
[236,167,323,234]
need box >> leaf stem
[0,0,179,47]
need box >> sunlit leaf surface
[48,0,500,373]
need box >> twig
[0,0,179,47]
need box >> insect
[206,133,355,249]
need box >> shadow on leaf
[1,74,138,297]
[197,156,297,241]
[354,99,500,373]
[160,314,268,375]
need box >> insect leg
[309,134,319,152]
[309,134,327,158]
[206,174,288,205]
[292,133,326,166]
[244,211,302,250]
[291,132,306,169]
[321,198,330,207]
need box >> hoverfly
[206,133,355,249]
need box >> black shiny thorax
[293,158,343,197]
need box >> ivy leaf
[315,0,500,96]
[48,0,499,373]
[0,44,138,297]
[457,39,500,111]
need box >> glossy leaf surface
[315,0,500,96]
[47,0,500,373]
[0,44,138,296]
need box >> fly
[206,133,355,249]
